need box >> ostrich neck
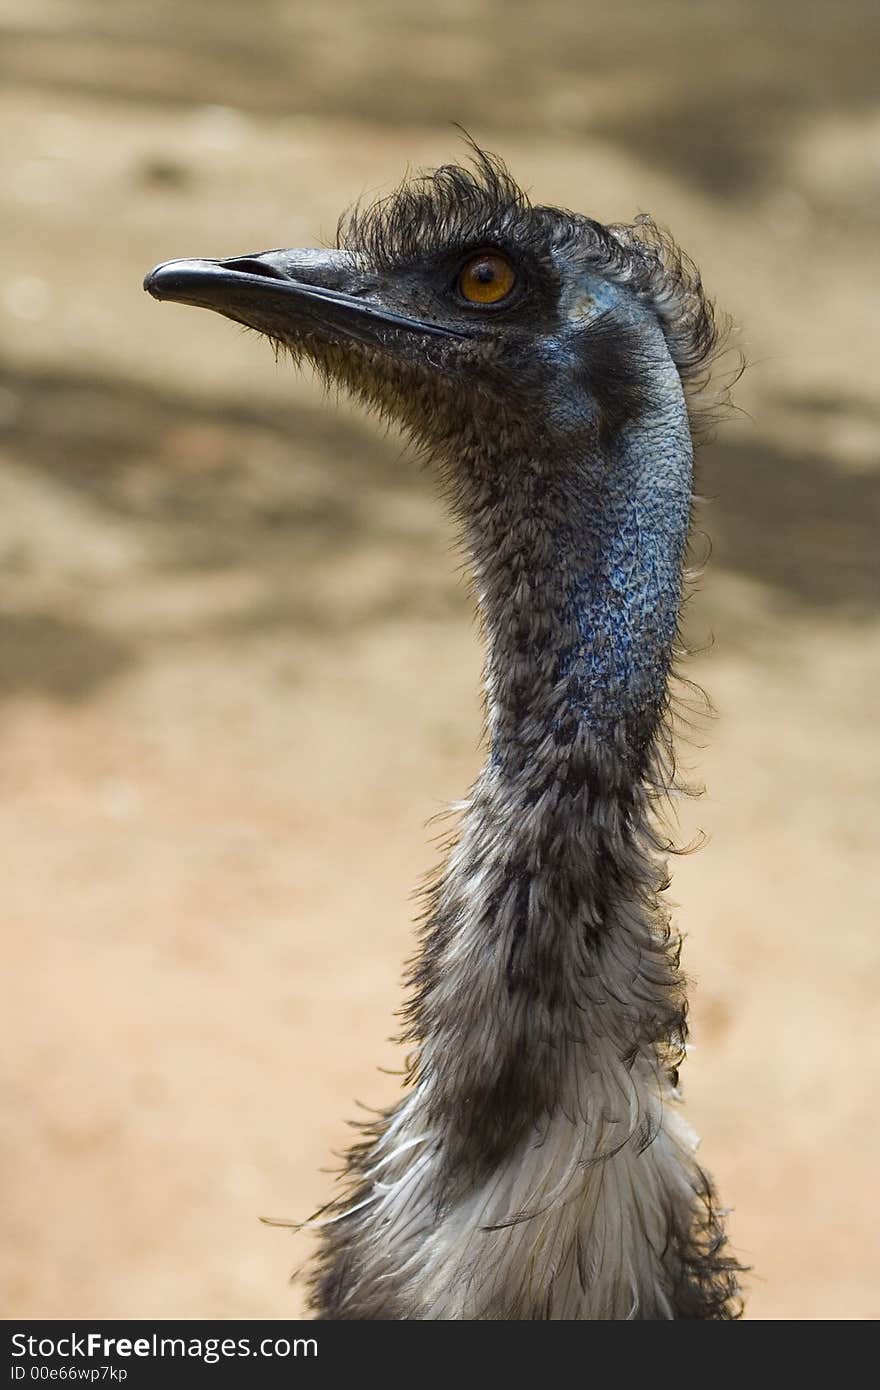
[407,407,695,1182]
[474,426,692,770]
[313,387,739,1320]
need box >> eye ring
[456,251,517,306]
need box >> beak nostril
[145,251,463,339]
[222,257,291,282]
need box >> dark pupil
[474,261,496,282]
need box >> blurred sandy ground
[1,0,878,1320]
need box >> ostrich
[144,148,742,1320]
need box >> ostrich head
[145,148,719,463]
[145,148,722,768]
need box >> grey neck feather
[405,383,694,1178]
[313,335,740,1320]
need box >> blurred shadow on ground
[0,612,132,701]
[698,433,879,616]
[0,362,404,559]
[2,363,876,620]
[0,362,461,703]
[2,1,879,199]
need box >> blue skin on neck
[552,276,693,749]
[557,430,691,745]
[488,274,694,760]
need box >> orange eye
[457,252,516,305]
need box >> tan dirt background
[1,0,878,1320]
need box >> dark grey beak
[143,249,464,348]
